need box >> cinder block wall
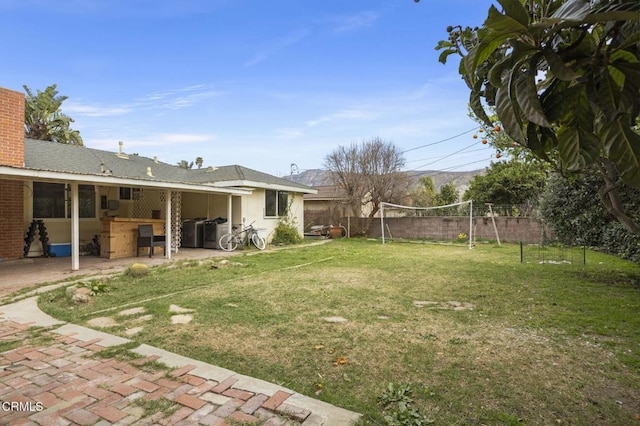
[366,216,549,244]
[0,87,26,259]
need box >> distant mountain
[286,168,485,194]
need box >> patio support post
[227,194,233,234]
[165,190,172,259]
[70,182,80,271]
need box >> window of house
[33,183,66,218]
[119,187,141,201]
[264,190,289,217]
[119,187,131,200]
[278,191,289,216]
[33,182,96,219]
[77,185,96,218]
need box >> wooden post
[486,203,501,246]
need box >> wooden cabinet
[100,218,165,259]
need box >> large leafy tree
[463,159,548,212]
[541,169,640,262]
[436,0,640,233]
[24,84,83,145]
[411,175,437,207]
[434,181,460,215]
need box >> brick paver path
[0,320,322,425]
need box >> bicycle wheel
[218,234,238,251]
[251,233,266,250]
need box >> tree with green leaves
[177,160,194,169]
[411,175,437,208]
[463,159,548,213]
[436,181,459,206]
[434,181,459,215]
[24,84,83,145]
[436,0,640,233]
[540,168,640,263]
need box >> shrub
[271,223,303,245]
[126,263,149,277]
[271,196,304,245]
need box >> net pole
[468,199,473,249]
[380,203,386,244]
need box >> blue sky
[1,0,499,177]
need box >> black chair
[137,224,166,257]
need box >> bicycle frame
[219,221,266,251]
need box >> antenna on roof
[290,163,299,175]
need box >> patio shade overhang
[0,165,251,196]
[210,179,317,194]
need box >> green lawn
[39,239,640,425]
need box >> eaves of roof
[17,139,315,194]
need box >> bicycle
[218,221,266,252]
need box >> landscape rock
[118,307,146,316]
[71,287,93,304]
[169,304,194,313]
[323,316,348,323]
[133,314,154,322]
[171,314,193,324]
[87,317,119,328]
[125,326,144,336]
[413,301,439,308]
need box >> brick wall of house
[0,179,24,259]
[0,87,26,259]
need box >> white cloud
[64,84,223,118]
[330,11,379,33]
[243,28,310,67]
[140,85,224,109]
[305,108,378,127]
[63,102,132,117]
[275,128,304,139]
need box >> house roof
[18,139,315,194]
[303,185,348,201]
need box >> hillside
[287,168,485,194]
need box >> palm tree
[24,84,83,145]
[177,160,194,169]
[195,157,204,169]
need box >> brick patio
[0,316,357,425]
